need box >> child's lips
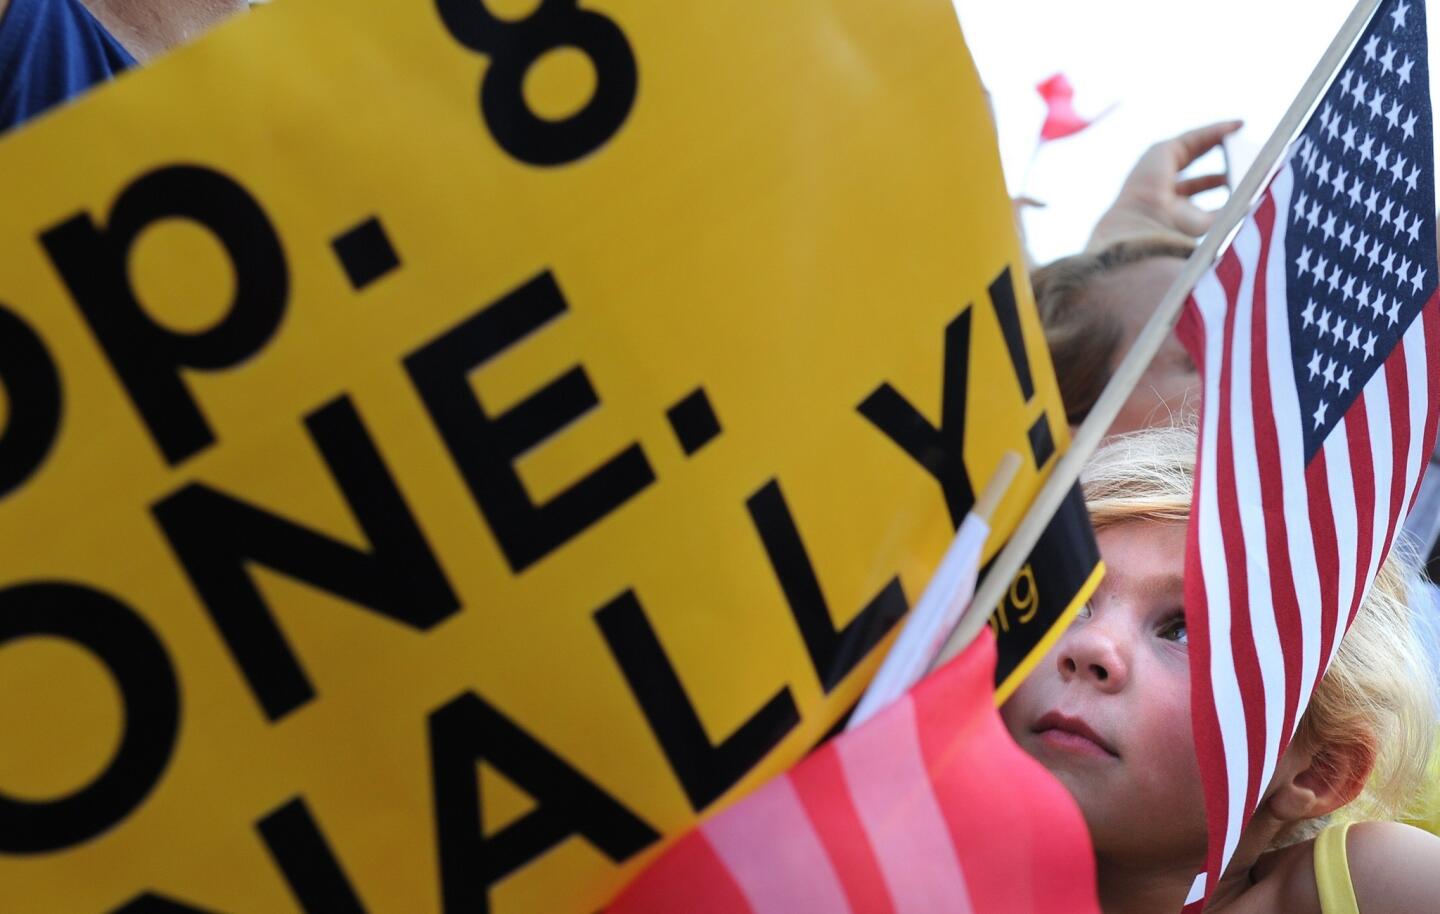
[1032,711,1120,758]
[1036,727,1119,760]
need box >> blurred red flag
[1036,73,1100,142]
[608,628,1099,914]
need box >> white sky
[951,0,1360,263]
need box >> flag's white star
[1357,233,1371,260]
[1303,299,1318,328]
[1388,298,1401,325]
[1319,308,1333,334]
[1323,357,1338,386]
[1380,198,1396,228]
[1363,332,1377,359]
[1318,156,1333,187]
[1413,266,1428,293]
[1406,213,1422,244]
[1343,273,1357,299]
[1323,104,1339,139]
[1402,111,1419,141]
[1338,365,1353,392]
[1372,292,1387,318]
[1390,153,1408,185]
[1386,100,1403,131]
[1398,256,1412,285]
[1405,164,1420,195]
[1375,144,1391,172]
[1348,175,1365,208]
[1354,74,1371,109]
[1309,349,1324,378]
[1369,88,1388,121]
[1392,1,1411,30]
[1310,201,1324,231]
[1359,132,1375,163]
[1294,189,1311,220]
[1332,315,1348,346]
[1359,281,1372,307]
[1342,122,1359,153]
[1340,70,1355,98]
[1381,43,1399,75]
[1383,249,1397,276]
[1366,187,1381,217]
[1398,56,1415,87]
[1340,222,1356,253]
[1368,238,1383,267]
[1332,164,1350,197]
[1322,211,1339,241]
[1329,263,1344,292]
[1394,206,1409,237]
[1365,34,1382,63]
[1297,245,1314,276]
[1314,400,1329,429]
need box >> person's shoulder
[1247,823,1440,914]
[1347,820,1440,913]
[1248,837,1323,914]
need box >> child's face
[1000,519,1208,867]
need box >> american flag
[1176,0,1440,903]
[609,629,1099,914]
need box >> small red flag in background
[608,628,1099,914]
[1036,73,1101,142]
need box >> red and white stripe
[1177,161,1440,900]
[609,629,1099,914]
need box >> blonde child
[1001,424,1440,913]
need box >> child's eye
[1158,612,1188,645]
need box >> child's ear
[1267,734,1376,823]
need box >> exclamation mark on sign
[990,266,1056,468]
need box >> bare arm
[1347,820,1440,913]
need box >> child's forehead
[1093,520,1187,601]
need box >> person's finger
[1172,200,1219,237]
[1175,173,1229,197]
[1168,119,1244,166]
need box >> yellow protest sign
[0,1,1100,911]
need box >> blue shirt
[0,0,135,134]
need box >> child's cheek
[998,675,1046,742]
[1141,695,1205,817]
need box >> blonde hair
[1033,235,1196,425]
[1081,424,1437,843]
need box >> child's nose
[1057,625,1130,692]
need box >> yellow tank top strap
[1314,821,1360,914]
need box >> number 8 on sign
[435,0,638,166]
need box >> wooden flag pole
[849,452,1021,730]
[975,451,1023,523]
[932,0,1385,669]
